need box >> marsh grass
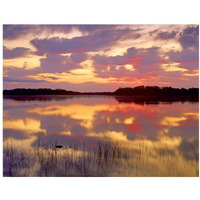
[3,139,199,177]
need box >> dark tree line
[3,88,81,95]
[113,86,199,96]
[3,86,199,97]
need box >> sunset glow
[3,25,199,91]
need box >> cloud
[93,47,162,67]
[44,76,60,80]
[30,28,140,55]
[3,25,115,40]
[93,55,110,66]
[40,54,81,73]
[127,47,163,65]
[3,25,199,90]
[5,67,41,79]
[3,77,47,83]
[167,26,199,65]
[45,53,68,64]
[31,37,84,55]
[156,31,177,40]
[3,25,74,40]
[179,25,199,49]
[3,25,36,39]
[70,53,87,63]
[3,24,141,41]
[3,46,31,59]
[94,64,135,79]
[168,48,199,64]
[93,46,164,80]
[75,25,118,35]
[4,53,84,83]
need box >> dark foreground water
[3,95,199,177]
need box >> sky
[3,24,199,92]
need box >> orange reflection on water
[160,116,187,127]
[27,104,116,117]
[87,131,128,141]
[4,118,46,135]
[3,96,199,176]
[183,112,199,120]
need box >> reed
[3,138,199,177]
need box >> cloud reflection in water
[3,96,199,176]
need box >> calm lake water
[3,95,199,177]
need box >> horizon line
[3,85,199,94]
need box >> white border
[0,1,199,200]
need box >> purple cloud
[92,46,167,83]
[93,55,110,66]
[156,31,177,40]
[3,25,74,40]
[167,26,199,65]
[3,25,111,40]
[3,25,199,91]
[3,46,31,59]
[3,77,47,83]
[5,67,41,79]
[126,47,163,65]
[179,25,199,49]
[40,56,81,73]
[4,53,84,82]
[93,47,162,67]
[75,25,117,33]
[70,53,87,63]
[168,48,199,64]
[94,64,135,79]
[31,28,141,55]
[45,53,68,64]
[31,37,85,55]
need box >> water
[3,95,199,177]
